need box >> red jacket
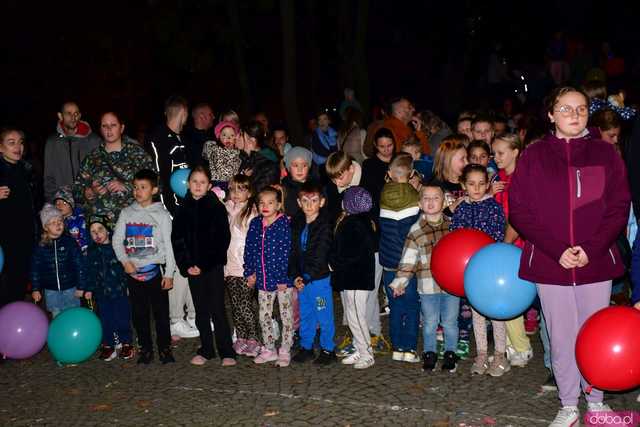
[509,131,630,285]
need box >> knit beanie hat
[342,186,373,215]
[40,203,63,227]
[214,121,240,140]
[53,185,75,209]
[88,215,111,233]
[284,146,312,170]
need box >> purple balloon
[0,302,49,359]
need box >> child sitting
[290,182,336,365]
[113,169,176,365]
[31,204,84,317]
[54,185,88,253]
[83,216,135,361]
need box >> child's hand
[277,284,288,292]
[392,286,405,298]
[634,301,640,311]
[0,186,10,200]
[74,289,84,298]
[294,277,305,290]
[247,273,256,288]
[187,266,202,276]
[84,291,93,300]
[572,246,589,267]
[409,174,422,191]
[32,291,42,302]
[491,181,505,195]
[123,261,136,274]
[161,277,174,290]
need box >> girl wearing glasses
[509,86,630,426]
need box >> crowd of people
[0,82,638,426]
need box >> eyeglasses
[554,105,589,117]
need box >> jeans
[383,270,419,351]
[44,287,80,317]
[419,292,459,353]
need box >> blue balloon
[170,168,191,198]
[0,245,3,273]
[464,243,537,320]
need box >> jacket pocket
[608,248,616,265]
[574,166,605,210]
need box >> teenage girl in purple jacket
[509,86,630,427]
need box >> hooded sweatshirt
[379,181,420,269]
[112,201,176,280]
[44,120,100,201]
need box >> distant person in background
[338,108,366,164]
[271,124,293,158]
[253,112,270,137]
[382,97,429,154]
[339,88,363,120]
[185,103,215,168]
[44,101,100,201]
[471,115,495,145]
[456,115,474,142]
[418,110,451,155]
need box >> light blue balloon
[170,168,191,198]
[47,307,102,364]
[0,245,3,273]
[464,243,537,320]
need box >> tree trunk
[280,0,304,144]
[227,0,252,118]
[353,0,370,117]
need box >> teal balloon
[47,307,102,364]
[170,168,191,198]
[464,243,537,320]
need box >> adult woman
[74,112,154,227]
[238,121,279,194]
[509,87,629,426]
[338,108,366,164]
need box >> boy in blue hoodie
[54,186,88,253]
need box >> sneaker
[371,335,391,354]
[170,320,199,339]
[243,340,261,357]
[403,351,421,363]
[254,348,278,364]
[313,350,337,365]
[137,351,153,365]
[442,351,458,373]
[392,350,405,361]
[586,402,612,412]
[524,308,539,335]
[98,345,117,362]
[471,353,488,375]
[159,349,175,364]
[190,355,207,366]
[549,406,579,427]
[422,351,437,372]
[509,348,533,368]
[487,353,510,377]
[354,356,375,369]
[233,338,247,354]
[336,343,356,358]
[187,317,197,330]
[336,335,352,353]
[292,348,315,363]
[541,373,558,391]
[455,340,470,360]
[119,344,135,360]
[341,351,362,365]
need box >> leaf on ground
[89,404,112,412]
[64,389,81,396]
[432,418,450,427]
[136,400,152,409]
[263,410,279,417]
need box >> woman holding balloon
[509,86,630,427]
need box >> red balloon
[576,306,640,391]
[431,228,494,297]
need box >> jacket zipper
[576,170,582,198]
[609,249,616,265]
[565,141,576,285]
[54,240,61,291]
[528,244,535,268]
[261,224,267,291]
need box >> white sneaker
[341,351,362,365]
[403,351,421,363]
[354,356,375,369]
[549,406,579,427]
[171,320,200,338]
[509,349,533,367]
[392,351,404,361]
[187,317,197,329]
[587,402,612,412]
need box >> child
[53,186,88,253]
[202,121,243,190]
[112,169,176,365]
[402,137,433,182]
[325,150,362,224]
[389,184,459,372]
[289,182,336,365]
[30,204,84,317]
[225,174,261,357]
[467,140,497,181]
[329,186,377,369]
[83,216,135,361]
[172,166,235,366]
[282,147,314,218]
[244,186,293,367]
[379,154,421,363]
[450,164,508,376]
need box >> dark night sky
[2,0,639,146]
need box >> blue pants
[97,295,133,347]
[383,271,419,351]
[298,277,335,351]
[420,292,459,353]
[44,287,80,317]
[631,231,640,303]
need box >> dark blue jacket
[243,214,292,291]
[378,183,420,269]
[30,234,85,292]
[83,242,128,299]
[450,196,506,242]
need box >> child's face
[419,187,445,215]
[492,140,519,172]
[54,199,73,217]
[468,147,489,167]
[318,114,330,131]
[289,158,310,183]
[0,131,25,163]
[230,184,250,204]
[449,148,469,179]
[258,192,281,219]
[401,145,421,161]
[297,192,325,219]
[188,171,212,199]
[90,223,109,244]
[472,121,494,144]
[462,171,489,201]
[133,179,158,205]
[45,217,64,239]
[457,120,472,140]
[375,137,395,159]
[219,127,237,149]
[332,164,355,188]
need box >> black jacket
[0,158,39,246]
[171,192,231,277]
[239,151,280,194]
[282,176,304,219]
[183,126,214,169]
[627,116,640,221]
[288,211,332,283]
[329,213,376,291]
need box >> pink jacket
[224,200,257,277]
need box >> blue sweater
[31,234,85,292]
[65,207,88,252]
[243,214,292,291]
[83,242,128,299]
[450,196,505,242]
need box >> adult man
[147,96,198,339]
[184,103,215,168]
[43,101,100,201]
[471,115,495,144]
[382,97,429,154]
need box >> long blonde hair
[433,134,467,182]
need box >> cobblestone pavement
[1,297,638,426]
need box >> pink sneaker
[524,309,539,335]
[243,340,261,357]
[275,348,291,367]
[254,348,278,364]
[233,338,246,354]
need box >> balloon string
[87,298,94,311]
